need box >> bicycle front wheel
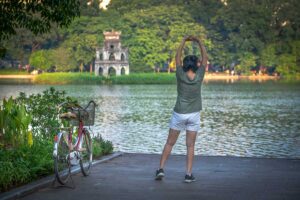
[80,129,93,176]
[54,131,71,184]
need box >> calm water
[1,80,300,158]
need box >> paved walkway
[22,153,300,200]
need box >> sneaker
[155,168,165,180]
[184,174,196,183]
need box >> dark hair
[183,55,198,73]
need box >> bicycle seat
[59,112,77,119]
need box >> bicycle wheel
[80,129,93,176]
[54,131,71,184]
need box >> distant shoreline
[204,73,280,81]
[0,74,35,79]
[0,73,280,80]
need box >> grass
[33,72,177,84]
[33,72,106,84]
[0,69,28,75]
[110,73,176,84]
[280,73,300,81]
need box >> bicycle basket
[70,102,96,126]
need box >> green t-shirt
[173,65,205,114]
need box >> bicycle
[53,100,96,185]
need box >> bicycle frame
[53,120,85,156]
[71,120,85,151]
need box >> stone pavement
[21,153,300,200]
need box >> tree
[213,0,274,53]
[2,28,60,66]
[276,54,297,75]
[0,0,81,40]
[0,0,82,58]
[236,52,257,74]
[260,44,277,67]
[29,50,53,70]
[30,47,77,72]
[2,0,300,75]
[270,0,300,42]
[276,41,299,75]
[62,34,98,70]
[128,28,168,72]
[50,47,77,71]
[118,5,210,71]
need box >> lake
[1,80,300,158]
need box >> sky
[100,0,111,10]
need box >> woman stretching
[156,36,208,183]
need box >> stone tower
[95,31,129,76]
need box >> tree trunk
[31,42,40,52]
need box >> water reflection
[0,81,299,158]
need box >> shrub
[17,87,76,140]
[92,134,113,158]
[0,139,53,192]
[0,97,32,148]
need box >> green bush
[29,50,53,71]
[0,97,32,148]
[0,140,53,192]
[0,160,30,192]
[92,140,103,158]
[92,135,113,158]
[17,87,76,140]
[0,89,114,192]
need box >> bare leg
[159,128,180,169]
[186,130,197,174]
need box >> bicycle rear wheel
[80,129,93,176]
[54,131,71,184]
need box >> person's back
[175,55,205,114]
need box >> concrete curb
[0,152,123,200]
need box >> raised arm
[176,36,208,68]
[175,37,188,67]
[197,40,208,68]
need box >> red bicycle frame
[68,120,86,151]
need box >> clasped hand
[183,35,200,42]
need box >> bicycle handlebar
[57,100,97,113]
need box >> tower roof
[103,31,121,40]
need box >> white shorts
[169,111,200,132]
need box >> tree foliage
[0,0,81,40]
[1,0,300,75]
[29,50,52,70]
[236,52,257,74]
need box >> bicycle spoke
[80,130,92,176]
[54,132,71,184]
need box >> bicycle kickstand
[51,175,75,189]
